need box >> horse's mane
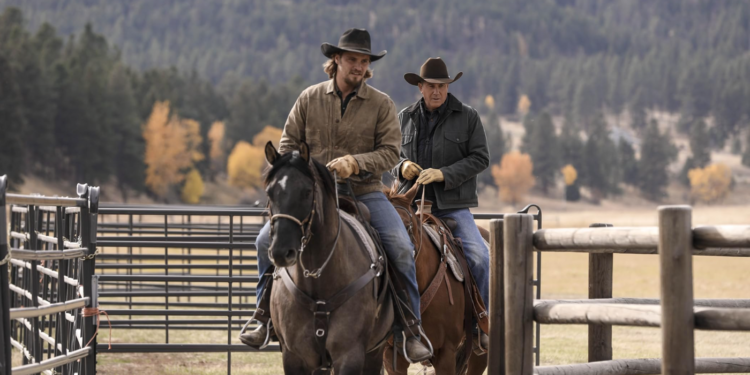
[264,151,336,201]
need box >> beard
[344,73,363,87]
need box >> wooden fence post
[658,206,694,375]
[0,175,10,375]
[504,213,534,375]
[489,219,504,375]
[588,223,613,362]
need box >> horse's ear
[405,181,420,202]
[265,141,279,165]
[299,141,311,163]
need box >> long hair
[323,55,374,80]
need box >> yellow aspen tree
[227,141,266,189]
[181,169,205,204]
[492,151,535,205]
[688,163,732,203]
[143,101,204,198]
[517,94,531,116]
[484,95,495,111]
[252,126,284,149]
[561,164,578,186]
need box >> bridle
[268,170,341,279]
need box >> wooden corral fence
[0,175,100,375]
[488,206,750,375]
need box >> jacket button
[456,138,460,141]
[335,119,340,123]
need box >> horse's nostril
[285,249,296,261]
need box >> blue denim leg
[357,191,421,322]
[255,221,273,308]
[432,208,490,307]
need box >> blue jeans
[255,191,421,321]
[432,207,490,307]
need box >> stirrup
[400,326,434,364]
[239,319,273,350]
[472,327,488,355]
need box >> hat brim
[404,71,463,86]
[321,43,387,62]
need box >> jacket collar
[406,93,462,115]
[326,78,370,99]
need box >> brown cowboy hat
[321,28,387,62]
[404,57,463,86]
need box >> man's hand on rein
[400,160,423,180]
[416,168,444,185]
[326,155,360,179]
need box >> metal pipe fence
[2,176,508,374]
[1,176,99,375]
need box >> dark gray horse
[264,141,393,374]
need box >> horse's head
[263,141,333,268]
[384,181,421,239]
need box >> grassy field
[12,205,750,374]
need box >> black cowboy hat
[321,28,387,62]
[404,57,463,86]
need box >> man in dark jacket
[393,57,491,347]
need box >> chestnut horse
[383,183,488,375]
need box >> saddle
[418,214,490,336]
[338,195,371,222]
[337,183,371,222]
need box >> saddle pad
[338,210,378,265]
[422,224,464,282]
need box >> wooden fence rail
[490,205,750,375]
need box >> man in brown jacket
[240,28,431,362]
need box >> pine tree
[108,64,145,201]
[629,88,648,132]
[0,54,26,185]
[582,113,619,201]
[638,120,678,201]
[497,60,520,115]
[559,115,584,172]
[618,138,638,186]
[742,131,750,168]
[526,112,560,194]
[712,81,744,147]
[573,78,598,129]
[680,119,711,185]
[479,111,508,188]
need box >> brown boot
[403,335,432,362]
[239,321,273,349]
[399,320,433,363]
[239,276,274,349]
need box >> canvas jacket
[278,79,401,196]
[393,93,489,209]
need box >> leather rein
[269,176,341,279]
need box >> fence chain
[0,252,10,266]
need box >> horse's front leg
[282,349,309,374]
[331,345,366,375]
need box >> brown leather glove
[416,168,444,185]
[326,155,360,179]
[400,161,423,180]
